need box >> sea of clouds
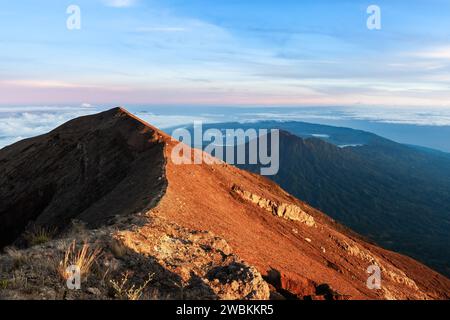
[0,107,96,148]
[0,106,223,149]
[2,105,450,150]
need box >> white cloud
[81,103,95,108]
[3,106,450,151]
[1,80,82,89]
[102,0,137,8]
[0,108,218,149]
[343,108,450,126]
[0,109,97,149]
[411,46,450,60]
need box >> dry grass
[0,279,8,289]
[24,226,57,247]
[10,270,29,290]
[5,247,28,270]
[110,272,154,300]
[57,241,102,282]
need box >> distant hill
[177,121,450,277]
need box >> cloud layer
[2,106,450,150]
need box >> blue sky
[1,0,450,107]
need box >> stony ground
[0,212,270,300]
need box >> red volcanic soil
[1,107,449,300]
[151,111,450,300]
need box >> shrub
[110,272,153,300]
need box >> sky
[1,0,450,107]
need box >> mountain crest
[0,108,449,300]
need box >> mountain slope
[0,108,449,300]
[187,121,450,277]
[0,108,167,248]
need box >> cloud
[0,80,97,89]
[3,2,450,108]
[411,46,450,60]
[102,0,137,8]
[135,27,187,33]
[0,108,97,149]
[242,108,450,127]
[342,108,450,126]
[81,103,96,108]
[3,106,450,151]
[0,108,216,149]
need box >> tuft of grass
[57,241,102,282]
[0,279,9,289]
[110,272,153,300]
[10,270,28,290]
[24,226,57,247]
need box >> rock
[206,263,270,300]
[280,273,317,298]
[265,269,316,298]
[315,283,350,300]
[116,215,270,300]
[86,287,101,296]
[232,185,315,226]
[269,291,286,300]
[103,256,122,272]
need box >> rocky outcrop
[331,235,427,299]
[231,185,315,226]
[116,214,270,300]
[265,269,350,300]
[0,213,270,300]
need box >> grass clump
[57,241,102,282]
[24,226,57,247]
[110,272,153,300]
[0,279,9,289]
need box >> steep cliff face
[0,108,449,300]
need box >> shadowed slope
[0,108,167,247]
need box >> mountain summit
[0,107,449,300]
